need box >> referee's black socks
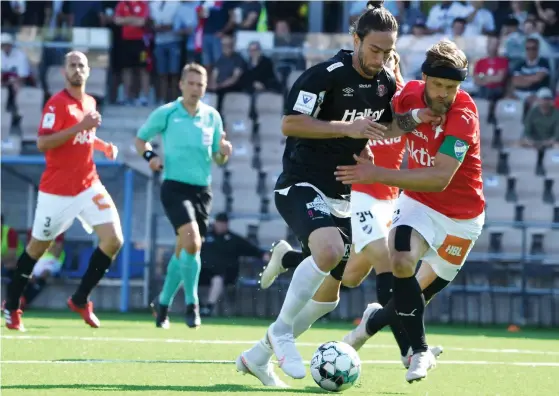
[6,251,37,310]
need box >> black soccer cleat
[185,304,201,328]
[150,299,170,329]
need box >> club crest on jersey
[454,139,467,159]
[377,84,387,97]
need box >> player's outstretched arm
[282,115,386,140]
[383,108,443,138]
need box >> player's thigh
[79,184,123,248]
[343,238,390,288]
[275,186,345,272]
[30,192,78,256]
[350,191,392,254]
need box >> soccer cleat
[402,345,444,369]
[150,299,170,329]
[259,240,292,289]
[342,302,381,351]
[3,304,25,332]
[266,323,306,379]
[67,298,100,328]
[405,350,436,383]
[185,304,201,328]
[236,352,289,387]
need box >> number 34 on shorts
[437,235,473,266]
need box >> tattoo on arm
[394,111,419,132]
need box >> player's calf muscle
[26,239,52,260]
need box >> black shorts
[160,180,212,238]
[119,39,148,69]
[199,266,238,286]
[274,185,351,281]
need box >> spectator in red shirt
[474,33,509,123]
[114,0,151,106]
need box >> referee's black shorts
[160,180,212,238]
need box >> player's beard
[358,43,379,78]
[424,89,451,115]
[66,73,84,87]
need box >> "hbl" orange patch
[437,235,472,266]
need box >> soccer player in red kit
[3,51,122,332]
[337,39,485,383]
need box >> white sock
[245,299,339,366]
[293,299,339,338]
[273,256,329,334]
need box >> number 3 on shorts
[437,235,472,266]
[92,193,111,211]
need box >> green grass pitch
[1,311,558,395]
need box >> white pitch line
[2,334,559,356]
[1,359,559,367]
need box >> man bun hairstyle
[350,2,398,38]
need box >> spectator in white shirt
[174,0,200,64]
[426,1,473,35]
[1,32,30,131]
[464,0,495,36]
[150,0,182,103]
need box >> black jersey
[276,50,397,200]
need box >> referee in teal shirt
[135,63,233,328]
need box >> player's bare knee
[391,252,416,277]
[26,239,52,260]
[99,233,123,257]
[312,243,345,272]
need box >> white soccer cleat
[402,345,444,369]
[236,352,289,387]
[259,240,292,289]
[266,324,306,379]
[405,350,437,383]
[342,302,381,351]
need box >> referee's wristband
[142,150,158,162]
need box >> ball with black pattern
[310,341,361,392]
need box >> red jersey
[38,90,99,196]
[474,57,509,89]
[115,1,149,41]
[392,80,485,219]
[352,72,406,200]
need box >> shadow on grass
[1,383,329,394]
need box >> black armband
[142,150,158,162]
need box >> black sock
[22,278,47,306]
[158,304,169,319]
[6,251,38,310]
[376,273,410,356]
[393,275,428,354]
[72,247,112,305]
[281,250,304,269]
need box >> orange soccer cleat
[2,301,25,332]
[67,298,101,328]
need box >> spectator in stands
[474,34,509,123]
[100,3,124,104]
[512,37,550,108]
[449,17,467,41]
[244,41,281,94]
[522,18,554,58]
[199,213,268,317]
[70,1,104,27]
[426,1,473,35]
[114,0,151,106]
[1,1,24,29]
[348,1,369,27]
[173,0,200,64]
[494,0,529,31]
[1,214,22,273]
[395,1,425,35]
[464,0,495,36]
[236,1,262,31]
[502,17,525,60]
[1,32,30,132]
[150,1,181,104]
[532,0,559,38]
[209,35,247,113]
[199,1,237,73]
[273,19,305,88]
[522,87,559,150]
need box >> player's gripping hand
[149,156,163,172]
[103,142,118,161]
[335,154,379,184]
[417,108,445,126]
[344,117,386,140]
[219,132,233,157]
[80,111,102,130]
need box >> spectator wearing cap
[521,87,559,150]
[198,213,269,317]
[512,37,550,108]
[1,32,30,132]
[474,34,509,123]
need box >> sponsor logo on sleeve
[293,90,317,115]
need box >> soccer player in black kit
[235,6,400,383]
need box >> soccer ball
[310,341,361,392]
